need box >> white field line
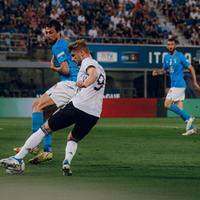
[96,124,181,129]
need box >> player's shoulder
[176,51,184,57]
[57,38,69,48]
[53,38,68,49]
[81,57,101,72]
[164,52,170,60]
[82,57,98,67]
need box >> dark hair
[68,39,89,53]
[167,37,176,43]
[46,19,61,32]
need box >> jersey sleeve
[180,53,190,68]
[53,48,68,64]
[82,58,97,73]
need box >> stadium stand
[156,0,200,45]
[0,0,172,45]
[0,0,199,98]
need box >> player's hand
[76,81,86,88]
[50,65,58,72]
[152,70,158,76]
[51,56,54,66]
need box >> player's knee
[67,132,78,142]
[164,100,172,108]
[32,100,39,111]
[35,99,46,112]
[41,122,52,135]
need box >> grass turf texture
[0,118,200,200]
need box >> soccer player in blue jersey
[153,38,200,135]
[14,20,79,163]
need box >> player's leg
[176,100,183,109]
[175,101,197,136]
[0,103,77,174]
[165,88,196,135]
[165,99,192,122]
[62,133,77,176]
[165,88,193,124]
[175,100,195,130]
[0,127,47,173]
[63,110,99,176]
[42,104,57,151]
[28,104,58,164]
[32,93,55,154]
[29,82,77,163]
[15,104,76,161]
[14,93,55,155]
[41,81,77,153]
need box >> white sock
[64,140,78,164]
[15,128,45,159]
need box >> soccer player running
[152,38,200,136]
[14,19,79,163]
[0,39,106,175]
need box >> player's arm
[76,66,97,88]
[181,53,200,91]
[50,61,69,75]
[188,65,200,91]
[152,68,166,76]
[51,48,70,75]
[152,55,168,76]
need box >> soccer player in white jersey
[153,38,200,135]
[0,39,106,175]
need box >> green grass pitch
[0,118,200,200]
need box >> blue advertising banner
[88,44,200,70]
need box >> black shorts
[48,102,99,141]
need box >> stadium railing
[0,33,167,54]
[68,36,165,45]
[0,33,28,54]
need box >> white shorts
[45,81,78,108]
[166,87,185,101]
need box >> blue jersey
[52,38,79,81]
[163,50,190,88]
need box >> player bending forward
[0,39,106,175]
[153,38,200,136]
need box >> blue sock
[32,112,52,152]
[168,104,190,122]
[43,134,52,152]
[32,112,44,133]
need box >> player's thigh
[46,81,77,108]
[72,113,99,141]
[43,104,58,120]
[166,88,185,102]
[164,98,173,108]
[33,93,55,112]
[48,102,76,132]
[165,88,185,108]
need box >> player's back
[52,38,79,82]
[72,57,106,118]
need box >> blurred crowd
[0,0,172,45]
[156,0,200,45]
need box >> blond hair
[68,39,89,53]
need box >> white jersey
[72,57,106,117]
